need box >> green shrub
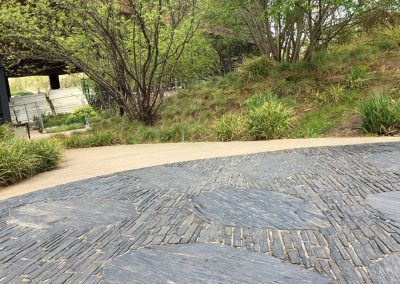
[62,131,120,149]
[158,124,185,143]
[186,123,210,141]
[46,122,85,133]
[368,27,400,52]
[247,101,293,140]
[246,92,278,112]
[0,124,14,142]
[276,61,292,72]
[214,114,248,141]
[42,113,70,128]
[310,51,336,68]
[66,106,98,124]
[0,138,62,186]
[372,37,397,51]
[135,126,160,143]
[360,95,397,135]
[210,89,228,107]
[238,56,276,82]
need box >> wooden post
[49,74,60,90]
[24,104,30,124]
[35,102,46,133]
[0,61,11,123]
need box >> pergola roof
[1,0,73,78]
[6,59,70,78]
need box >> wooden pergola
[0,0,70,123]
[0,0,123,124]
[0,58,70,123]
[0,61,12,123]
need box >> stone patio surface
[1,142,400,283]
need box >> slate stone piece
[104,244,332,284]
[238,152,316,179]
[8,198,136,229]
[125,165,207,190]
[366,192,400,223]
[368,252,400,284]
[365,150,400,172]
[190,188,328,229]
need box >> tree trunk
[303,44,314,61]
[119,107,125,117]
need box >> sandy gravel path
[1,137,399,200]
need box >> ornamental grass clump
[214,114,248,141]
[359,95,398,135]
[60,130,121,149]
[0,124,14,142]
[0,134,63,186]
[246,92,279,112]
[247,100,293,140]
[238,56,276,82]
[213,93,293,141]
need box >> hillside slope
[56,27,400,147]
[158,27,400,139]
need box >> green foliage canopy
[0,0,201,124]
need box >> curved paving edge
[1,137,400,200]
[0,142,399,283]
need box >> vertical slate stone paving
[0,142,400,283]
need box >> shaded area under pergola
[0,58,72,124]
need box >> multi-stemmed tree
[225,0,396,62]
[0,0,199,124]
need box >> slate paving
[366,192,400,224]
[190,188,329,229]
[104,244,331,283]
[1,142,400,283]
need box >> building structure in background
[0,61,11,123]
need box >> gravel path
[1,137,400,200]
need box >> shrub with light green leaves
[247,101,293,140]
[359,95,397,135]
[214,114,248,141]
[66,105,98,124]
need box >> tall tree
[228,0,393,62]
[0,0,199,124]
